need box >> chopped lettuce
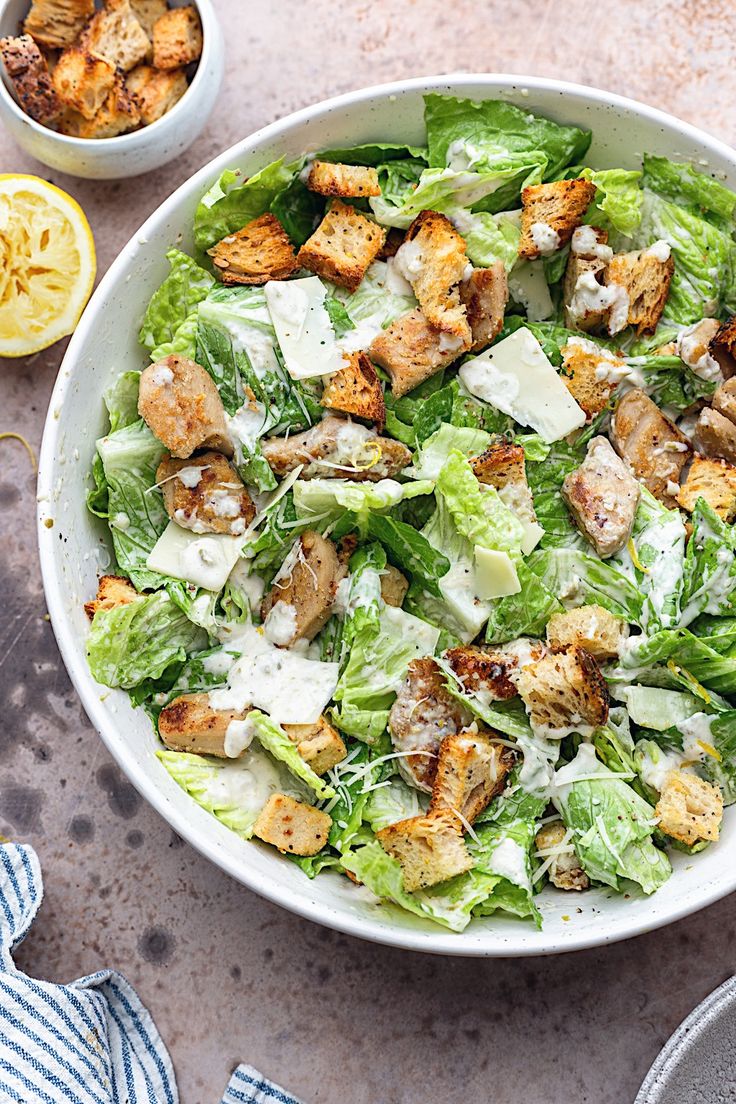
[411,423,491,480]
[435,450,525,553]
[193,159,294,251]
[580,167,643,236]
[642,154,736,230]
[247,711,335,799]
[139,248,214,357]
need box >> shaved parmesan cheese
[147,521,243,591]
[473,546,521,599]
[265,277,345,380]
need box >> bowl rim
[0,0,219,149]
[37,72,736,957]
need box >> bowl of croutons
[0,0,223,177]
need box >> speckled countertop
[3,2,736,1101]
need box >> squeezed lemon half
[0,174,96,357]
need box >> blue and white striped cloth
[0,843,303,1104]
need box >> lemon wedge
[0,174,96,357]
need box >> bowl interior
[37,75,736,955]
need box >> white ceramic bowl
[0,0,223,178]
[37,75,736,955]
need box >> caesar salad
[85,93,736,932]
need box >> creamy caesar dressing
[394,237,425,281]
[676,320,723,383]
[226,399,267,463]
[202,650,237,677]
[175,465,206,489]
[568,271,630,335]
[201,744,308,815]
[637,744,686,793]
[644,240,672,262]
[571,225,613,261]
[529,221,560,256]
[263,601,298,646]
[223,716,256,758]
[334,568,382,617]
[489,836,531,888]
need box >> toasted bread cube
[693,407,736,465]
[261,531,343,645]
[460,262,508,352]
[710,316,736,379]
[283,716,347,775]
[138,354,232,458]
[59,71,141,136]
[560,339,622,421]
[0,34,61,124]
[611,388,691,505]
[84,574,138,619]
[152,4,202,68]
[677,455,736,521]
[519,179,597,260]
[207,212,297,286]
[517,646,609,734]
[605,247,674,337]
[320,351,385,427]
[563,227,611,331]
[129,0,166,38]
[125,62,187,124]
[156,450,255,535]
[396,210,470,339]
[159,693,250,757]
[369,307,470,397]
[389,658,472,792]
[297,199,386,292]
[52,46,116,119]
[376,809,473,891]
[23,0,95,48]
[713,378,736,427]
[562,436,640,557]
[253,794,331,856]
[306,160,380,198]
[470,441,525,489]
[535,820,589,891]
[429,730,513,824]
[656,771,723,846]
[546,605,627,660]
[81,0,150,71]
[380,565,408,608]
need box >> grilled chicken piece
[380,565,409,608]
[443,645,521,702]
[388,658,472,793]
[261,415,410,481]
[138,354,233,459]
[535,820,589,891]
[158,692,249,757]
[610,388,691,506]
[260,531,344,646]
[156,451,255,536]
[693,406,736,465]
[561,436,640,558]
[460,262,508,353]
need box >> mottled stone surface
[2,2,736,1100]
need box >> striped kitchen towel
[0,843,303,1104]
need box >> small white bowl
[0,0,223,179]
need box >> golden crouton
[59,71,141,136]
[369,308,471,398]
[693,407,736,466]
[710,316,736,379]
[158,693,249,757]
[125,62,187,124]
[129,0,166,38]
[606,248,674,337]
[389,657,472,792]
[713,378,736,427]
[611,388,691,505]
[253,794,332,856]
[297,199,386,292]
[283,716,347,775]
[376,809,473,891]
[519,178,597,260]
[306,160,381,198]
[81,0,150,71]
[151,4,202,68]
[429,730,514,824]
[460,262,508,352]
[0,34,61,125]
[261,530,344,645]
[560,340,622,421]
[443,644,526,702]
[546,605,627,661]
[138,354,232,459]
[24,0,95,49]
[397,210,471,339]
[470,442,525,490]
[562,436,641,558]
[207,213,298,286]
[677,455,736,521]
[535,820,589,891]
[655,771,723,846]
[84,574,138,619]
[52,46,116,119]
[380,565,408,608]
[562,228,611,332]
[320,351,386,427]
[517,646,609,734]
[156,451,256,535]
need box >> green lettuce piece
[317,142,427,166]
[95,420,167,590]
[139,248,215,355]
[614,685,703,731]
[193,160,295,251]
[471,776,546,923]
[690,615,736,655]
[633,711,736,807]
[293,478,434,532]
[368,158,428,229]
[150,312,200,362]
[337,542,385,660]
[554,745,671,893]
[580,167,643,235]
[681,500,736,625]
[439,660,534,739]
[323,295,354,337]
[419,495,490,641]
[613,625,736,700]
[611,489,686,633]
[330,259,417,351]
[365,514,449,598]
[104,371,141,432]
[157,746,312,839]
[449,209,521,269]
[528,547,643,624]
[270,173,323,246]
[364,776,429,832]
[485,559,563,643]
[411,423,491,480]
[87,590,206,688]
[247,711,334,799]
[642,154,736,229]
[436,450,525,552]
[630,353,718,409]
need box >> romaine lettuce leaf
[484,559,563,643]
[139,248,214,356]
[435,450,525,553]
[104,371,141,432]
[365,514,450,598]
[681,501,736,625]
[642,154,736,229]
[247,711,335,799]
[193,159,295,251]
[580,167,643,235]
[411,423,491,480]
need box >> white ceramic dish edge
[37,74,736,956]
